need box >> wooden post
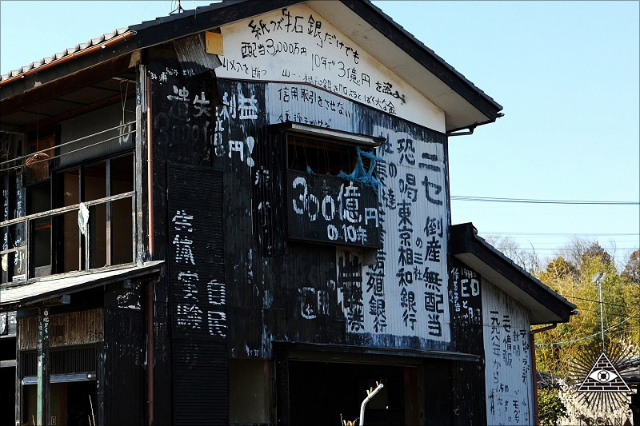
[36,308,50,426]
[15,314,22,426]
[135,62,148,264]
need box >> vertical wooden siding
[18,308,104,350]
[482,279,534,425]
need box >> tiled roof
[1,0,502,122]
[0,1,238,84]
[1,28,130,83]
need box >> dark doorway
[65,381,97,426]
[23,381,96,426]
[0,366,16,425]
[289,361,415,426]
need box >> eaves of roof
[0,261,164,312]
[0,28,132,85]
[1,0,502,129]
[450,223,577,325]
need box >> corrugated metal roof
[0,261,164,310]
[1,28,130,83]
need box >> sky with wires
[1,1,638,267]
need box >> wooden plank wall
[18,308,103,350]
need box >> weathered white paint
[172,209,227,337]
[482,279,534,425]
[357,124,450,343]
[267,82,354,131]
[217,3,445,132]
[267,81,451,345]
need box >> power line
[568,296,628,309]
[481,232,639,237]
[451,196,639,205]
[535,309,640,346]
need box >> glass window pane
[111,198,132,265]
[89,204,107,268]
[63,169,79,207]
[84,162,106,202]
[63,211,79,272]
[28,183,51,271]
[110,154,133,195]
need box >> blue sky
[1,1,638,268]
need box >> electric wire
[0,121,136,169]
[451,196,638,205]
[535,309,640,346]
[481,232,639,237]
[0,130,136,173]
[566,296,628,309]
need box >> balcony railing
[0,191,135,285]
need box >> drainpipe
[530,323,558,425]
[144,67,155,426]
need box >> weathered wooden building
[0,1,577,425]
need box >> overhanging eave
[450,223,576,325]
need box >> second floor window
[55,153,134,273]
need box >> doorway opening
[23,381,96,426]
[288,360,421,426]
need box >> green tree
[538,388,567,426]
[582,241,613,266]
[534,246,640,377]
[622,250,639,284]
[535,245,639,423]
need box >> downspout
[146,74,154,259]
[530,323,558,425]
[146,74,155,426]
[446,125,476,137]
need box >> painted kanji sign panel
[287,171,381,249]
[168,164,225,339]
[482,280,534,425]
[216,3,445,132]
[168,163,227,426]
[215,77,450,349]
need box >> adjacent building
[0,1,576,425]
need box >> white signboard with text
[217,3,445,132]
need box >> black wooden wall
[146,54,489,425]
[102,282,146,426]
[150,58,228,425]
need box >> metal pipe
[531,323,558,334]
[530,322,557,424]
[598,280,605,352]
[0,32,134,87]
[145,71,155,426]
[359,382,383,426]
[146,75,154,258]
[531,331,540,426]
[446,126,475,137]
